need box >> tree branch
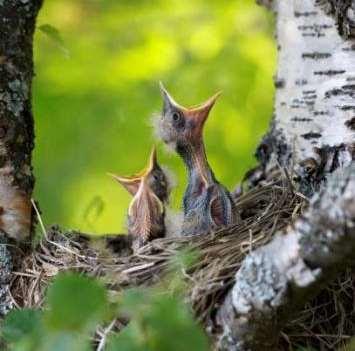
[0,0,42,241]
[0,0,43,315]
[216,163,355,350]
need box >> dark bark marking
[318,0,355,39]
[296,144,353,196]
[291,117,313,122]
[303,33,325,37]
[303,94,317,100]
[302,52,332,60]
[314,69,345,76]
[314,144,350,173]
[343,84,355,90]
[299,24,332,30]
[325,86,355,99]
[299,24,332,38]
[314,110,330,116]
[295,79,308,86]
[256,123,292,172]
[274,77,285,89]
[341,105,355,111]
[303,90,316,94]
[305,101,315,106]
[301,132,322,139]
[294,11,318,17]
[345,117,355,130]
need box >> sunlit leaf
[44,273,107,332]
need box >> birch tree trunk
[216,1,355,349]
[256,0,355,195]
[0,0,42,314]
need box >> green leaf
[38,24,69,57]
[39,332,91,351]
[116,289,209,351]
[44,273,107,332]
[118,288,150,317]
[38,24,64,45]
[106,324,144,351]
[145,295,209,351]
[2,309,42,343]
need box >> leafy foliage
[2,309,42,345]
[44,273,107,332]
[1,271,209,351]
[2,274,107,351]
[108,289,208,351]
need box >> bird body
[127,176,165,249]
[110,147,169,250]
[158,84,236,236]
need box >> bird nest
[8,178,355,350]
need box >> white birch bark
[216,1,355,349]
[257,0,355,194]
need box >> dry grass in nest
[8,178,355,350]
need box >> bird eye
[172,112,180,121]
[171,111,185,128]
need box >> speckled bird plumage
[158,83,236,236]
[110,147,170,250]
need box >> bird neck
[177,141,214,186]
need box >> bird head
[109,146,169,203]
[158,82,220,150]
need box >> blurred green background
[33,0,276,234]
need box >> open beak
[108,146,158,196]
[108,173,141,196]
[159,82,181,113]
[187,91,221,129]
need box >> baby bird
[158,83,236,236]
[109,147,169,250]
